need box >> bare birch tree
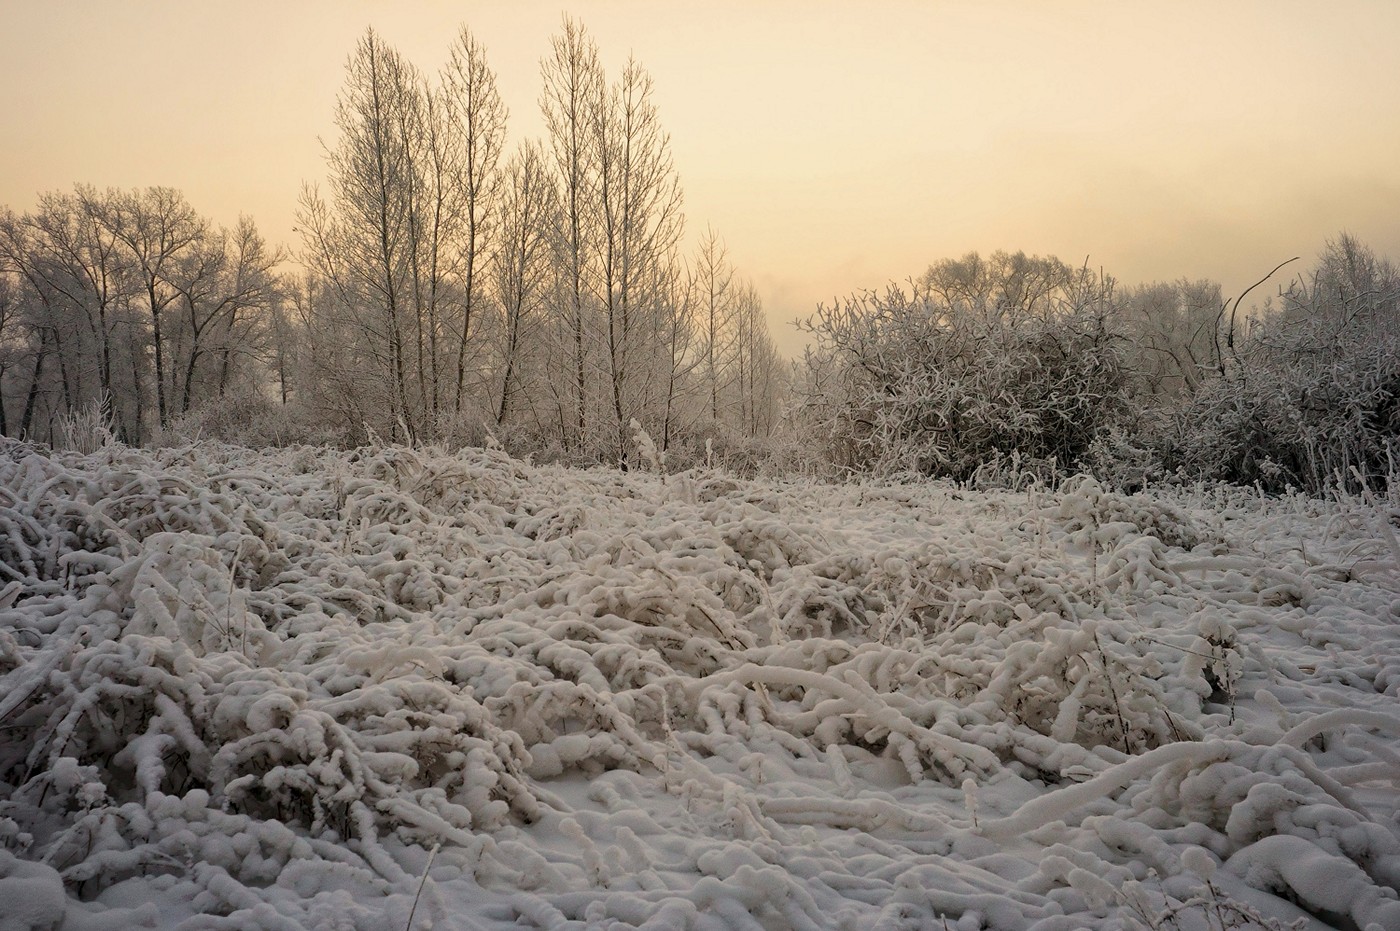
[493,140,556,427]
[691,227,735,425]
[101,186,205,429]
[442,26,507,418]
[299,29,425,439]
[593,57,684,463]
[540,15,603,450]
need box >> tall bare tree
[442,26,507,417]
[540,15,604,450]
[300,29,426,439]
[301,27,512,440]
[592,57,685,463]
[691,227,735,424]
[493,140,556,426]
[101,186,205,429]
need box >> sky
[4,1,1400,355]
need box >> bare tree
[265,286,300,408]
[1119,279,1222,396]
[592,56,684,463]
[1,190,134,438]
[730,281,782,438]
[0,274,20,435]
[650,259,699,451]
[691,227,735,424]
[920,250,1072,325]
[300,29,426,439]
[1,189,289,442]
[299,26,514,440]
[0,213,51,437]
[493,140,556,426]
[286,268,378,437]
[442,26,507,417]
[540,15,604,450]
[170,217,280,413]
[102,186,205,429]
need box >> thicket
[0,19,784,469]
[1165,237,1400,494]
[795,253,1130,480]
[793,236,1400,498]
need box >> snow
[1,439,1399,930]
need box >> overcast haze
[5,0,1399,354]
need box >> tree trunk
[182,349,202,413]
[52,328,72,417]
[150,295,168,428]
[18,331,50,438]
[21,330,52,439]
[219,348,232,395]
[456,242,476,413]
[97,303,113,407]
[496,354,515,426]
[574,289,586,447]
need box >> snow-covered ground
[2,440,1398,930]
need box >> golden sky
[4,1,1399,354]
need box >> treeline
[0,187,281,444]
[2,17,1395,496]
[0,18,784,464]
[796,236,1400,495]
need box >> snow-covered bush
[162,388,362,448]
[51,397,119,454]
[1075,424,1174,493]
[1161,236,1400,496]
[795,253,1134,481]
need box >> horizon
[4,1,1400,355]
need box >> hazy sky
[5,1,1399,354]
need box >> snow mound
[2,440,1397,929]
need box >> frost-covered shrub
[795,254,1134,481]
[163,389,361,448]
[52,397,118,454]
[1076,424,1173,493]
[1163,236,1400,496]
[1166,341,1400,497]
